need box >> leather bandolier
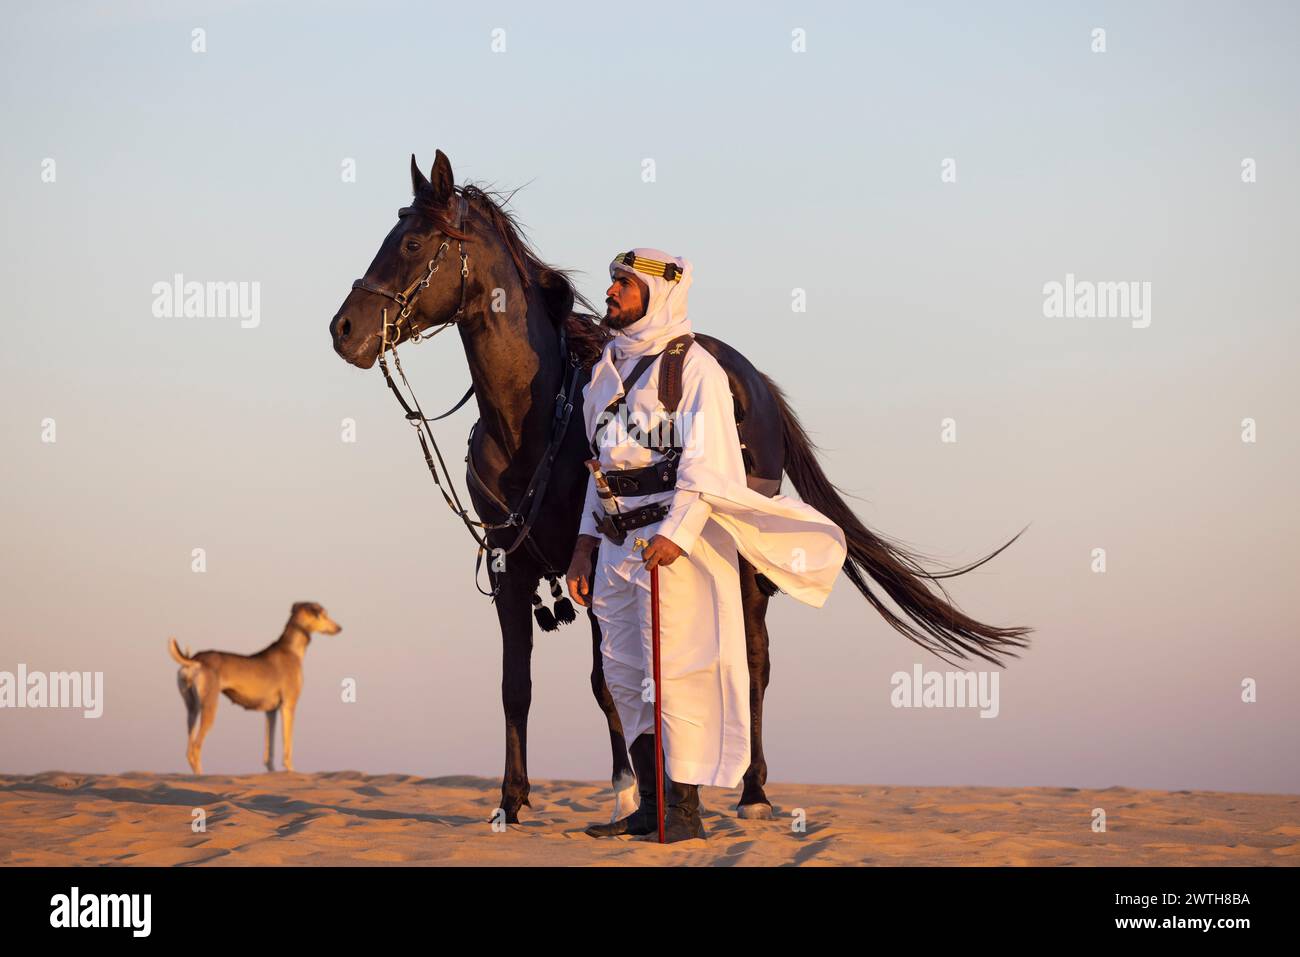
[589,334,695,543]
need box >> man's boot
[649,777,707,843]
[585,732,662,837]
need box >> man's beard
[604,303,641,330]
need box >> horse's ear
[429,149,455,202]
[411,154,430,195]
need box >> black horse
[329,151,1031,824]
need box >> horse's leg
[583,545,635,820]
[737,556,775,819]
[588,604,637,822]
[496,571,536,824]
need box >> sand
[0,771,1295,866]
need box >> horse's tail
[761,372,1033,667]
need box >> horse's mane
[412,181,611,369]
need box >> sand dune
[0,771,1295,866]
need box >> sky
[1,0,1297,795]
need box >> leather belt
[593,502,670,546]
[601,455,678,497]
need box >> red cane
[637,537,666,845]
[651,562,665,844]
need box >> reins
[351,192,584,601]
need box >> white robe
[579,342,847,788]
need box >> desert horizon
[1,770,1295,867]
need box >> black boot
[656,778,707,843]
[585,732,662,838]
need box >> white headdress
[605,248,693,360]
[583,248,694,437]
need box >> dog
[168,602,342,774]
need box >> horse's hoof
[737,802,773,820]
[610,771,638,822]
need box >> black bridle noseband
[349,191,583,598]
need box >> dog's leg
[281,702,295,772]
[178,671,201,772]
[179,673,199,730]
[188,670,219,776]
[264,708,278,772]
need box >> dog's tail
[168,637,195,667]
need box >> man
[567,248,847,843]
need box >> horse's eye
[404,240,422,252]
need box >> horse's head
[330,150,472,369]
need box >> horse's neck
[459,278,561,493]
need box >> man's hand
[640,534,683,570]
[566,535,601,607]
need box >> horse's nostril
[338,316,351,339]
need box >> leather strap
[657,334,693,415]
[613,501,669,532]
[600,459,678,497]
[590,352,659,453]
[589,335,695,455]
[592,501,670,546]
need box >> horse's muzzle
[330,308,379,369]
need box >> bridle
[351,195,476,423]
[349,191,583,597]
[351,195,471,340]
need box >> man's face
[604,269,649,329]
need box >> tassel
[531,590,558,632]
[548,575,577,625]
[552,596,576,625]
